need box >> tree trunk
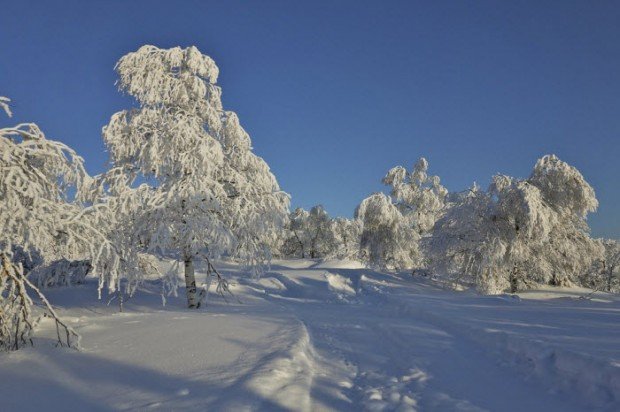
[509,266,519,293]
[184,257,198,308]
[118,291,124,313]
[602,261,611,292]
[293,231,305,258]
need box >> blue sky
[1,0,619,238]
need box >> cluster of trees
[277,157,619,295]
[1,44,618,351]
[428,155,615,294]
[279,206,361,260]
[1,45,288,350]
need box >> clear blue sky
[1,0,619,238]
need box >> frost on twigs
[1,254,81,351]
[201,254,240,305]
[0,96,11,117]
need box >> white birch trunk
[184,257,198,308]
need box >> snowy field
[0,259,618,411]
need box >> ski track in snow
[0,259,618,411]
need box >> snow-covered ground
[1,259,618,411]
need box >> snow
[1,259,618,411]
[313,259,366,270]
[324,272,357,297]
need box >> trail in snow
[249,264,593,411]
[0,259,618,411]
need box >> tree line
[277,156,619,295]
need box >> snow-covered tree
[331,217,362,260]
[280,207,361,260]
[592,239,620,293]
[527,155,603,287]
[383,157,448,235]
[428,155,602,294]
[0,97,114,350]
[281,208,311,258]
[425,184,490,289]
[101,45,288,308]
[354,157,447,270]
[281,206,336,259]
[356,193,417,270]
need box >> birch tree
[101,45,288,308]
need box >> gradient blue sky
[1,0,618,238]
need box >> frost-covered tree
[527,155,603,287]
[383,157,448,235]
[425,184,490,288]
[428,155,602,294]
[281,206,336,259]
[356,157,447,269]
[279,208,307,258]
[331,217,362,260]
[604,240,620,292]
[101,45,288,308]
[280,207,361,260]
[596,239,620,293]
[0,97,114,349]
[355,193,417,270]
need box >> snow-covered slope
[0,260,618,411]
